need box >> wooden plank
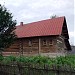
[38,38,41,54]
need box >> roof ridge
[17,16,65,26]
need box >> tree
[50,15,57,19]
[0,4,16,52]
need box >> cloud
[29,0,73,13]
[69,32,75,38]
[69,31,75,45]
[0,0,73,23]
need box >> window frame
[29,40,32,46]
[49,39,53,45]
[43,39,47,46]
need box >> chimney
[20,22,23,26]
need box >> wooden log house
[3,16,71,56]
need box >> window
[49,39,53,45]
[43,40,47,45]
[29,40,32,46]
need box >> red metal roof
[15,16,65,38]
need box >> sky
[0,0,75,45]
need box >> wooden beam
[64,33,67,34]
[38,38,41,55]
[19,40,23,56]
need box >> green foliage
[1,55,16,64]
[55,55,75,67]
[16,56,30,63]
[7,55,16,61]
[0,55,4,61]
[0,55,75,68]
[0,4,16,52]
[32,56,50,64]
[2,57,12,64]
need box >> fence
[0,62,75,75]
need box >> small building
[3,16,71,56]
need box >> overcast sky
[0,0,75,45]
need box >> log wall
[4,36,67,56]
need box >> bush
[0,55,4,61]
[1,55,75,67]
